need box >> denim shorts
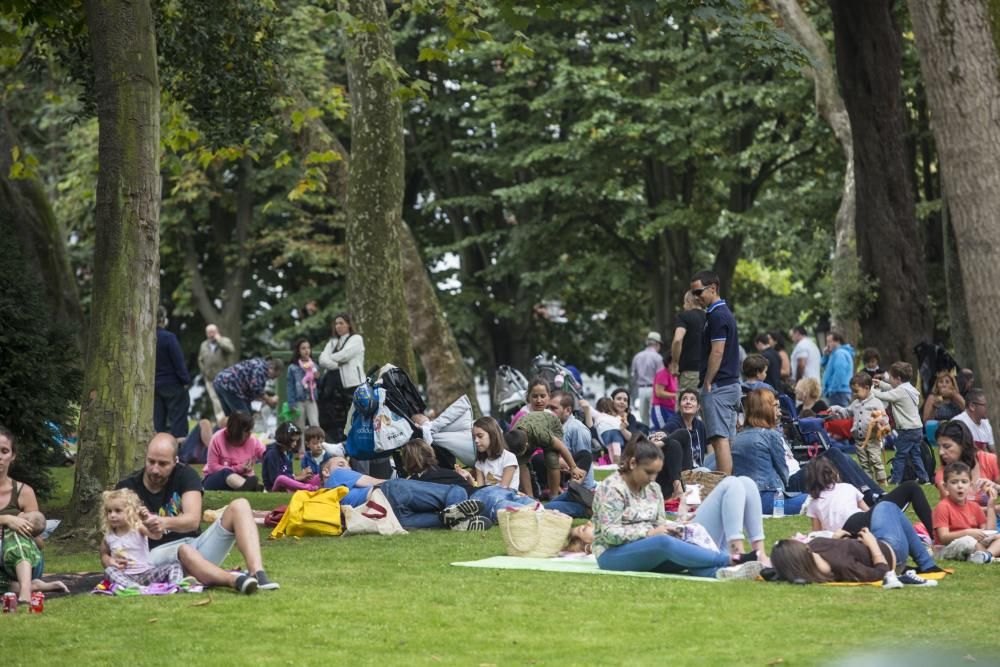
[148,515,235,567]
[700,382,741,442]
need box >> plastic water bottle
[773,492,785,518]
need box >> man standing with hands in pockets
[199,324,237,423]
[690,271,741,475]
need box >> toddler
[302,426,335,476]
[933,462,1000,564]
[830,372,888,484]
[99,489,184,589]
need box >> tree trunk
[400,224,480,414]
[907,0,1000,405]
[942,204,977,370]
[828,0,931,363]
[69,0,161,531]
[343,0,415,375]
[0,112,84,335]
[769,0,860,344]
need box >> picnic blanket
[451,554,721,582]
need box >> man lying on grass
[116,433,278,594]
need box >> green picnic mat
[451,555,721,582]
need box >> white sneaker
[715,561,764,581]
[882,571,903,590]
[968,551,993,565]
[938,535,977,561]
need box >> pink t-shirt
[652,368,677,410]
[204,429,265,476]
[805,483,864,531]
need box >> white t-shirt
[805,483,864,531]
[475,450,520,489]
[790,337,822,382]
[952,411,995,450]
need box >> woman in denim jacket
[288,338,320,453]
[732,389,807,515]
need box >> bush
[0,237,82,499]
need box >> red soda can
[2,591,17,613]
[30,592,44,614]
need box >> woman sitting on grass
[934,420,999,507]
[203,411,266,491]
[585,434,764,580]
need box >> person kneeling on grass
[510,410,585,499]
[203,411,265,492]
[116,433,278,595]
[322,455,489,530]
[584,434,764,580]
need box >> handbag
[263,505,287,528]
[319,368,343,400]
[269,487,348,539]
[342,488,407,536]
[497,507,573,558]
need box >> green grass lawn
[5,466,1000,666]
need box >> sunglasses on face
[692,283,717,297]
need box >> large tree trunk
[942,205,977,370]
[828,0,931,363]
[0,112,83,335]
[907,0,1000,405]
[769,0,860,344]
[399,224,480,414]
[69,0,161,531]
[343,0,415,374]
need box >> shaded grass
[5,468,1000,666]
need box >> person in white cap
[630,331,664,425]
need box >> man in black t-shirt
[116,433,278,594]
[670,291,706,393]
[754,333,784,390]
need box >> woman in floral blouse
[591,435,764,579]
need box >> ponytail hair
[617,433,663,475]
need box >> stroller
[528,354,583,399]
[775,392,836,463]
[493,365,529,419]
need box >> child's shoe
[897,570,937,587]
[882,571,903,590]
[968,551,993,565]
[715,561,764,581]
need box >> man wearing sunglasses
[690,271,741,475]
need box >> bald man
[116,433,278,593]
[198,324,236,422]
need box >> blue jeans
[380,479,468,529]
[597,534,731,578]
[545,492,589,519]
[827,392,852,408]
[213,381,252,416]
[889,428,928,484]
[869,502,935,572]
[470,485,534,522]
[761,490,807,516]
[693,476,764,547]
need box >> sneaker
[440,499,485,528]
[882,571,903,590]
[898,569,938,587]
[938,535,977,561]
[715,561,764,581]
[234,574,259,595]
[255,570,280,591]
[968,551,993,565]
[451,516,493,531]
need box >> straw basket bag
[681,470,727,498]
[497,507,573,558]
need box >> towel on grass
[451,555,721,582]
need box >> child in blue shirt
[302,426,334,476]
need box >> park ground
[3,466,1000,666]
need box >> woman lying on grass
[582,434,764,580]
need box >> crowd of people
[3,270,998,602]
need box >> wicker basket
[681,470,727,498]
[497,508,573,558]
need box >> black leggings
[655,429,695,497]
[841,481,934,535]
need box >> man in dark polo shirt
[116,433,279,594]
[670,290,706,393]
[690,270,741,475]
